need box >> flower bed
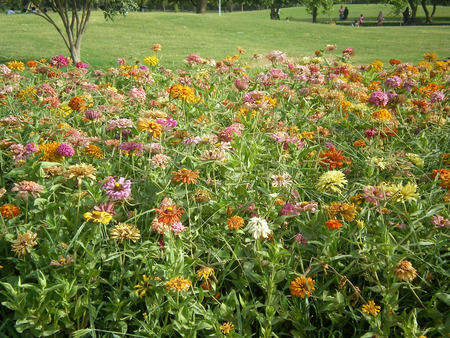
[0,47,449,337]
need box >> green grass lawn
[1,4,449,69]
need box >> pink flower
[171,221,186,234]
[11,181,44,201]
[294,233,308,244]
[431,215,450,228]
[102,176,132,200]
[369,91,389,106]
[129,87,146,103]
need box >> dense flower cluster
[0,47,448,336]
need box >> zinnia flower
[102,176,132,200]
[83,211,112,224]
[0,204,21,219]
[171,221,186,234]
[289,276,315,298]
[270,172,292,188]
[11,181,44,201]
[247,217,272,239]
[165,276,192,292]
[137,117,162,139]
[325,202,357,222]
[64,163,96,186]
[134,275,154,298]
[220,322,235,334]
[196,266,215,280]
[155,204,184,225]
[57,143,75,157]
[316,170,347,194]
[171,168,200,184]
[325,219,342,230]
[11,230,38,257]
[393,260,418,282]
[384,182,419,203]
[362,300,381,316]
[110,223,141,243]
[227,216,244,230]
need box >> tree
[33,0,138,64]
[421,0,450,23]
[301,0,336,23]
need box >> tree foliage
[32,0,138,63]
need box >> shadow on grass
[285,16,450,27]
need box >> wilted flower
[294,233,308,244]
[110,223,141,243]
[325,202,357,222]
[431,215,450,228]
[289,276,315,298]
[50,255,74,266]
[196,266,215,280]
[385,182,419,203]
[11,230,38,257]
[393,260,418,282]
[11,181,44,201]
[64,163,96,186]
[134,275,154,298]
[247,217,272,239]
[271,172,292,188]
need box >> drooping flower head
[11,230,38,257]
[11,181,44,201]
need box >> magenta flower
[102,176,131,200]
[369,91,389,106]
[75,62,89,69]
[57,143,75,157]
[431,215,450,228]
[294,233,308,244]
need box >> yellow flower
[227,216,244,230]
[326,202,357,222]
[134,275,153,298]
[196,266,215,280]
[316,170,348,194]
[110,223,141,243]
[83,211,112,224]
[38,142,62,162]
[6,60,25,72]
[143,55,159,66]
[372,108,391,121]
[362,300,381,316]
[165,276,192,292]
[393,260,418,282]
[289,276,315,298]
[385,182,419,203]
[64,163,97,186]
[220,322,235,334]
[137,117,162,139]
[370,60,383,72]
[83,144,104,159]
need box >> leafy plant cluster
[0,47,449,337]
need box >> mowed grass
[1,4,449,69]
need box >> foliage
[0,44,449,337]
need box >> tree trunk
[196,0,207,14]
[421,0,432,24]
[408,0,418,23]
[241,4,243,12]
[270,6,276,19]
[312,6,318,23]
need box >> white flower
[270,172,292,188]
[247,217,272,239]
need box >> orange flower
[325,219,342,230]
[27,60,38,68]
[0,204,21,219]
[289,276,315,298]
[389,59,401,66]
[155,204,184,225]
[319,147,351,170]
[227,216,244,230]
[171,168,200,184]
[68,96,86,112]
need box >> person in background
[339,5,344,21]
[352,20,359,27]
[359,14,364,26]
[7,7,15,14]
[377,11,383,26]
[343,7,349,20]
